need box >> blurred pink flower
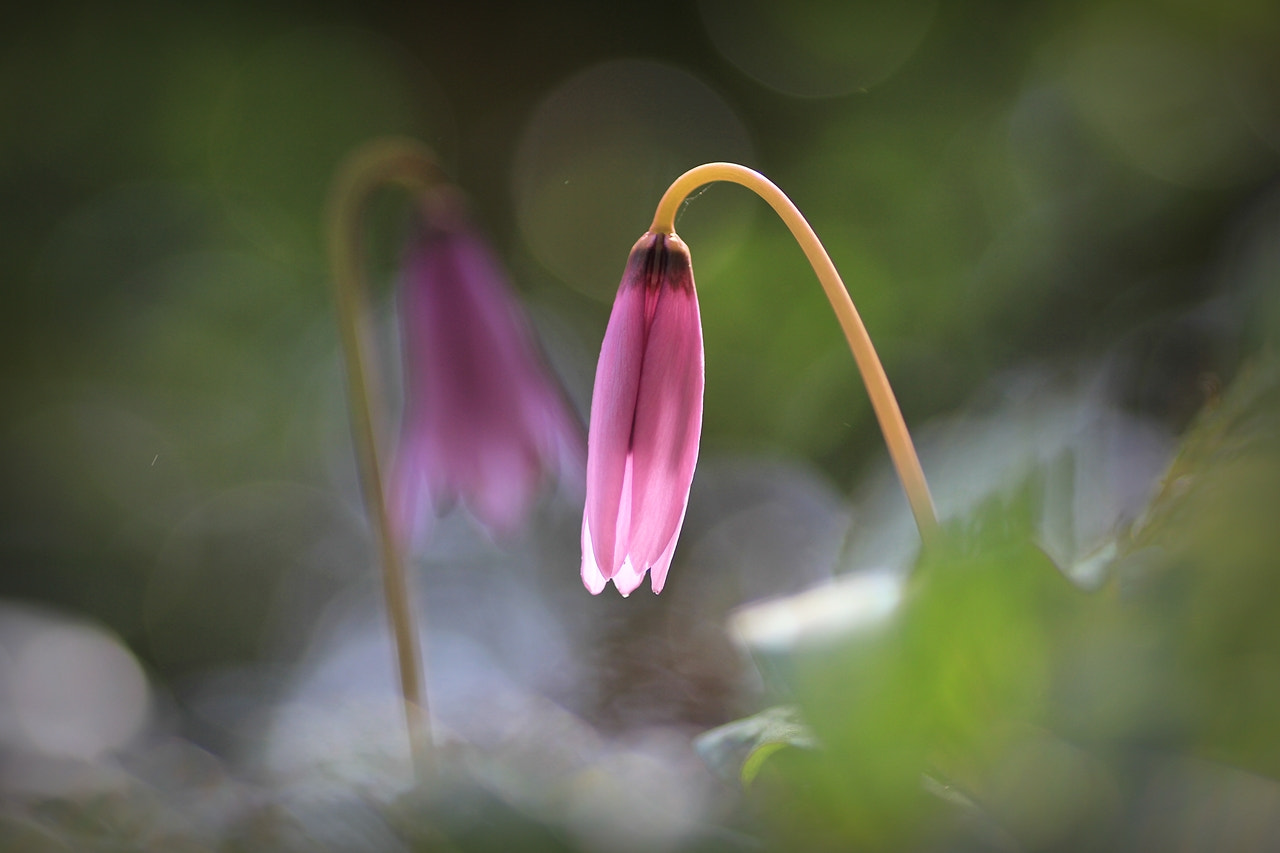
[389,196,579,543]
[581,232,704,596]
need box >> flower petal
[646,505,686,594]
[471,443,541,536]
[611,556,647,598]
[580,515,608,595]
[626,239,704,577]
[583,251,649,578]
[390,198,582,542]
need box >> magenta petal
[626,256,704,575]
[579,231,704,596]
[646,509,685,594]
[583,272,647,579]
[471,444,541,536]
[388,198,582,544]
[580,515,608,595]
[611,557,646,598]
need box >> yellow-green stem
[652,163,939,544]
[326,137,443,775]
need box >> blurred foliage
[713,354,1280,851]
[1120,358,1280,777]
[734,501,1083,850]
[694,704,816,788]
[9,356,1280,850]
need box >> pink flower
[581,232,704,596]
[389,195,579,543]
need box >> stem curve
[652,162,939,543]
[326,136,442,774]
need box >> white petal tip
[581,565,607,595]
[611,558,646,597]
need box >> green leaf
[694,705,816,788]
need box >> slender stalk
[651,163,939,543]
[326,137,445,774]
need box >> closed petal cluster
[581,231,705,596]
[389,195,578,543]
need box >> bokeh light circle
[513,59,756,300]
[697,0,937,98]
[3,613,151,760]
[1054,9,1276,188]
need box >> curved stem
[652,163,939,544]
[326,137,444,774]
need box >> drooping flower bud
[390,194,579,543]
[581,231,704,596]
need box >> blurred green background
[6,0,1276,659]
[2,0,1280,848]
